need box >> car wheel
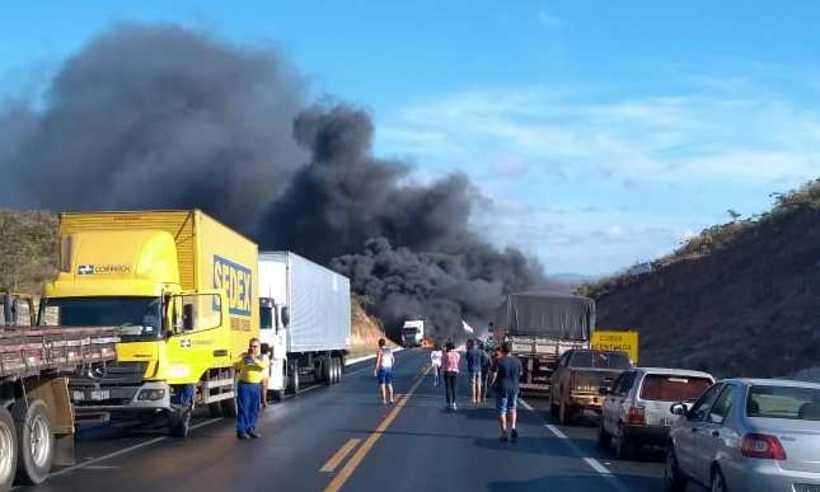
[597,423,611,449]
[559,401,574,426]
[614,427,635,460]
[711,467,727,492]
[664,446,687,492]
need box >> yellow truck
[591,330,639,365]
[44,210,259,436]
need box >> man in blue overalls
[236,337,268,439]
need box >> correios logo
[213,256,252,317]
[77,264,131,275]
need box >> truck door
[166,292,226,384]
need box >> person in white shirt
[430,345,443,386]
[373,338,395,404]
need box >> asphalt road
[19,350,700,492]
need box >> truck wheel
[272,390,285,402]
[13,400,54,485]
[0,406,17,491]
[334,357,343,384]
[220,397,237,418]
[323,358,332,386]
[169,408,191,438]
[290,363,300,395]
[208,402,223,418]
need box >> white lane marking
[345,347,405,366]
[545,424,567,439]
[520,399,627,491]
[518,398,534,411]
[49,418,223,478]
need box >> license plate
[89,390,110,401]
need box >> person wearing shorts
[430,345,443,386]
[374,338,395,404]
[491,341,522,442]
[465,339,483,405]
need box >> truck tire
[13,400,54,485]
[168,407,191,438]
[220,396,237,418]
[597,423,611,449]
[272,390,285,402]
[290,363,300,395]
[323,358,332,386]
[614,427,635,460]
[334,357,343,384]
[208,402,223,418]
[0,406,17,491]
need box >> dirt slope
[584,180,820,378]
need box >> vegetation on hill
[0,210,58,293]
[582,179,820,378]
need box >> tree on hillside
[0,211,58,293]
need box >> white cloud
[374,80,820,274]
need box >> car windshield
[747,385,820,420]
[570,351,631,369]
[640,374,713,402]
[49,297,163,342]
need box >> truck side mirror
[670,402,687,416]
[260,343,271,355]
[281,306,290,328]
[182,303,194,331]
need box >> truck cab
[401,320,425,347]
[44,211,259,436]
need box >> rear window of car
[747,385,820,420]
[639,374,713,402]
[569,351,631,369]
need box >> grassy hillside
[582,179,820,378]
[0,210,58,293]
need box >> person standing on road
[374,338,395,405]
[479,342,492,402]
[442,341,461,410]
[490,341,522,442]
[430,344,443,386]
[465,339,483,405]
[236,337,268,440]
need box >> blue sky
[3,1,820,275]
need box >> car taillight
[741,434,786,460]
[627,406,645,425]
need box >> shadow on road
[487,473,660,492]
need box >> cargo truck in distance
[1,293,119,491]
[493,292,595,393]
[258,252,350,400]
[400,319,425,347]
[44,210,259,437]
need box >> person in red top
[442,341,461,411]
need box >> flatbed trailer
[1,296,118,491]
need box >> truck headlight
[137,389,166,401]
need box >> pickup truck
[550,349,632,425]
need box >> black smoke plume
[0,23,546,342]
[0,23,305,232]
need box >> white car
[598,367,715,459]
[666,378,820,491]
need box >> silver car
[666,378,820,491]
[599,367,714,459]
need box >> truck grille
[72,361,148,387]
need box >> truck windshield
[49,297,163,342]
[402,328,419,335]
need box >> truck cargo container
[494,291,595,393]
[44,210,259,436]
[258,251,350,400]
[1,293,118,490]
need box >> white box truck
[401,319,425,347]
[258,252,351,400]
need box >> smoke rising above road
[0,23,546,341]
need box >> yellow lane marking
[320,439,362,473]
[323,366,430,492]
